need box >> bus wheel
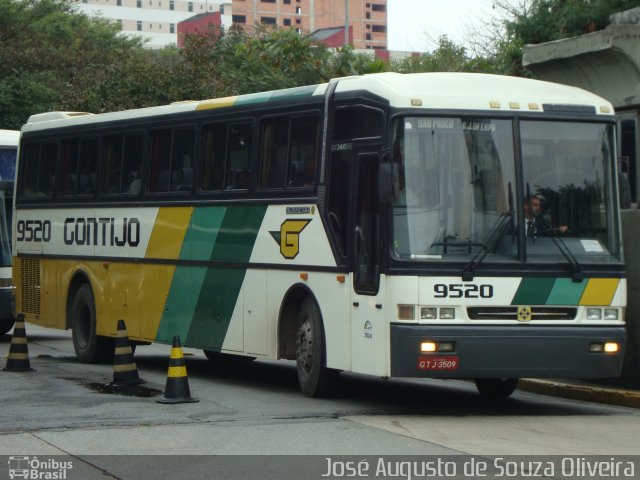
[71,284,113,364]
[0,317,15,335]
[475,378,518,398]
[295,297,338,397]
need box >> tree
[484,0,640,76]
[0,0,175,128]
[390,36,496,74]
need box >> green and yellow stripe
[511,277,621,306]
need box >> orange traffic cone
[111,319,143,386]
[3,314,34,372]
[157,336,198,404]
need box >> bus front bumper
[390,324,626,379]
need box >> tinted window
[260,114,318,189]
[104,134,144,195]
[202,124,227,191]
[149,129,195,194]
[225,123,252,191]
[333,106,383,141]
[22,142,57,199]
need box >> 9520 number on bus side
[16,220,52,242]
[433,283,493,299]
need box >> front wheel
[71,284,113,364]
[475,378,518,398]
[296,297,338,397]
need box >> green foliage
[390,36,496,74]
[495,0,640,76]
[0,0,171,128]
[7,0,637,128]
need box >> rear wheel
[475,378,518,398]
[71,284,113,363]
[296,297,338,397]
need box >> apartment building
[73,0,232,48]
[232,0,387,50]
[73,0,386,49]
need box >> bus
[13,73,626,398]
[0,130,18,335]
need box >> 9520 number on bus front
[417,356,459,371]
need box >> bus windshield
[0,147,16,267]
[391,117,620,264]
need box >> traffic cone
[111,319,143,386]
[157,335,198,404]
[3,314,34,372]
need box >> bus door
[350,152,387,376]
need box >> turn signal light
[398,305,415,320]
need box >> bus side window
[333,106,384,141]
[202,124,227,191]
[288,115,318,188]
[169,129,195,193]
[226,123,252,191]
[260,117,289,189]
[78,139,97,195]
[122,134,143,195]
[22,144,40,198]
[104,135,124,195]
[60,139,79,196]
[149,130,172,193]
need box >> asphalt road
[1,325,639,479]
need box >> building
[231,0,387,50]
[72,0,232,48]
[73,0,386,50]
[177,11,223,47]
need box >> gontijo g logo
[270,219,311,259]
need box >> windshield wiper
[462,211,513,281]
[539,227,583,282]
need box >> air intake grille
[20,258,41,315]
[467,306,577,321]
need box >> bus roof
[21,73,614,133]
[0,130,19,147]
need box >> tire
[0,317,15,335]
[475,378,518,398]
[295,297,338,397]
[71,284,113,364]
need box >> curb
[518,379,640,409]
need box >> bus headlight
[586,308,602,320]
[439,308,455,319]
[420,307,437,320]
[603,308,619,320]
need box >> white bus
[14,73,626,397]
[0,129,18,334]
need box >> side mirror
[378,161,398,203]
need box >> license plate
[417,356,459,371]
